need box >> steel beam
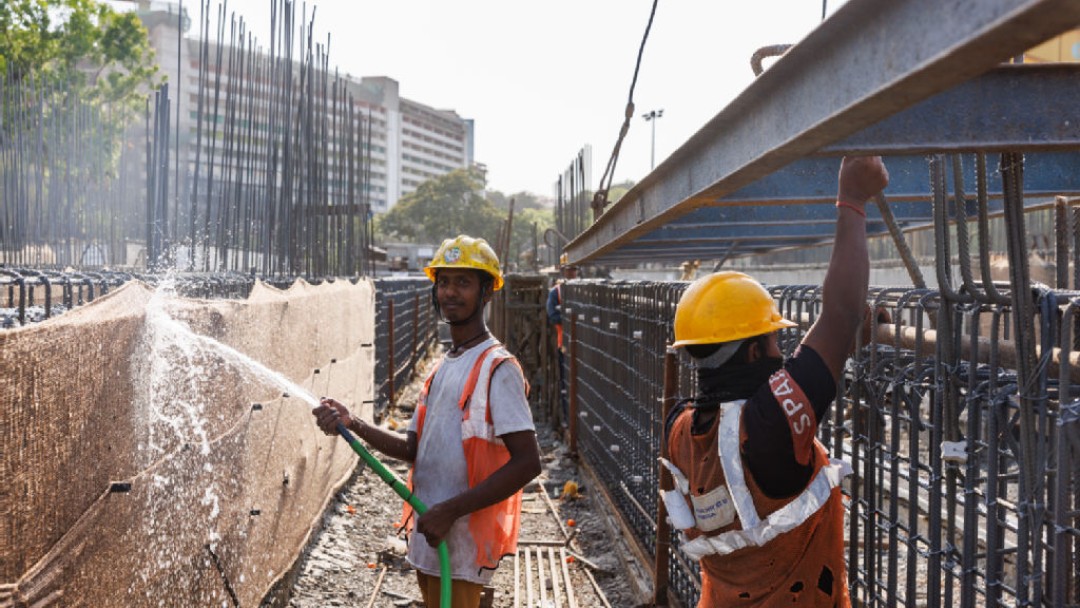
[585,150,1080,265]
[564,0,1080,264]
[719,152,1080,206]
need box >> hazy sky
[175,0,846,197]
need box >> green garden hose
[336,423,451,608]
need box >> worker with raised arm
[313,235,542,608]
[662,156,889,606]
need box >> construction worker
[662,156,888,606]
[313,235,542,608]
[547,257,578,425]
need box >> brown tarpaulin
[1,278,375,607]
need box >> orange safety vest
[554,284,564,349]
[396,342,529,571]
[665,388,851,607]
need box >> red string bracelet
[836,200,866,218]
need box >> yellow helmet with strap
[424,235,504,291]
[672,271,796,347]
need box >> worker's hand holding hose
[417,500,460,547]
[837,156,890,213]
[313,398,356,436]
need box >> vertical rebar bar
[653,346,677,607]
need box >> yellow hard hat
[672,271,796,347]
[424,235,504,291]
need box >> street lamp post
[642,109,664,170]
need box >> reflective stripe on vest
[670,400,852,561]
[461,344,508,444]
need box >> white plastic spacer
[941,441,967,464]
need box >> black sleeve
[664,398,692,441]
[742,344,837,498]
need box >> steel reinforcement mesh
[373,277,439,420]
[562,280,1080,608]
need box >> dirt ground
[274,347,649,608]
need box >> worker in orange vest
[662,157,888,606]
[314,235,542,608]
[546,258,578,425]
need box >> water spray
[145,293,452,606]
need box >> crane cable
[592,0,659,218]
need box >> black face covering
[687,356,783,435]
[695,356,784,408]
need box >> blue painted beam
[821,65,1080,155]
[719,152,1080,205]
[587,151,1077,263]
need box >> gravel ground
[274,348,648,608]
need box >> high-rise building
[134,1,474,214]
[346,76,475,212]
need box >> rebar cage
[373,277,439,421]
[561,153,1080,608]
[564,265,1080,606]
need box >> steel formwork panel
[564,0,1080,265]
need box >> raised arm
[802,156,889,380]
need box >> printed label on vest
[690,484,736,532]
[768,369,816,466]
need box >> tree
[608,179,635,204]
[0,0,159,113]
[487,189,549,212]
[506,206,554,270]
[377,167,504,244]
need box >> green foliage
[487,189,546,212]
[376,167,504,244]
[506,206,554,270]
[0,0,159,115]
[608,179,635,203]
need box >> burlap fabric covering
[0,278,374,607]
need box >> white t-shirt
[406,337,535,584]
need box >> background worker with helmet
[547,254,579,426]
[313,235,542,608]
[662,157,889,606]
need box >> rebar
[1,0,375,279]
